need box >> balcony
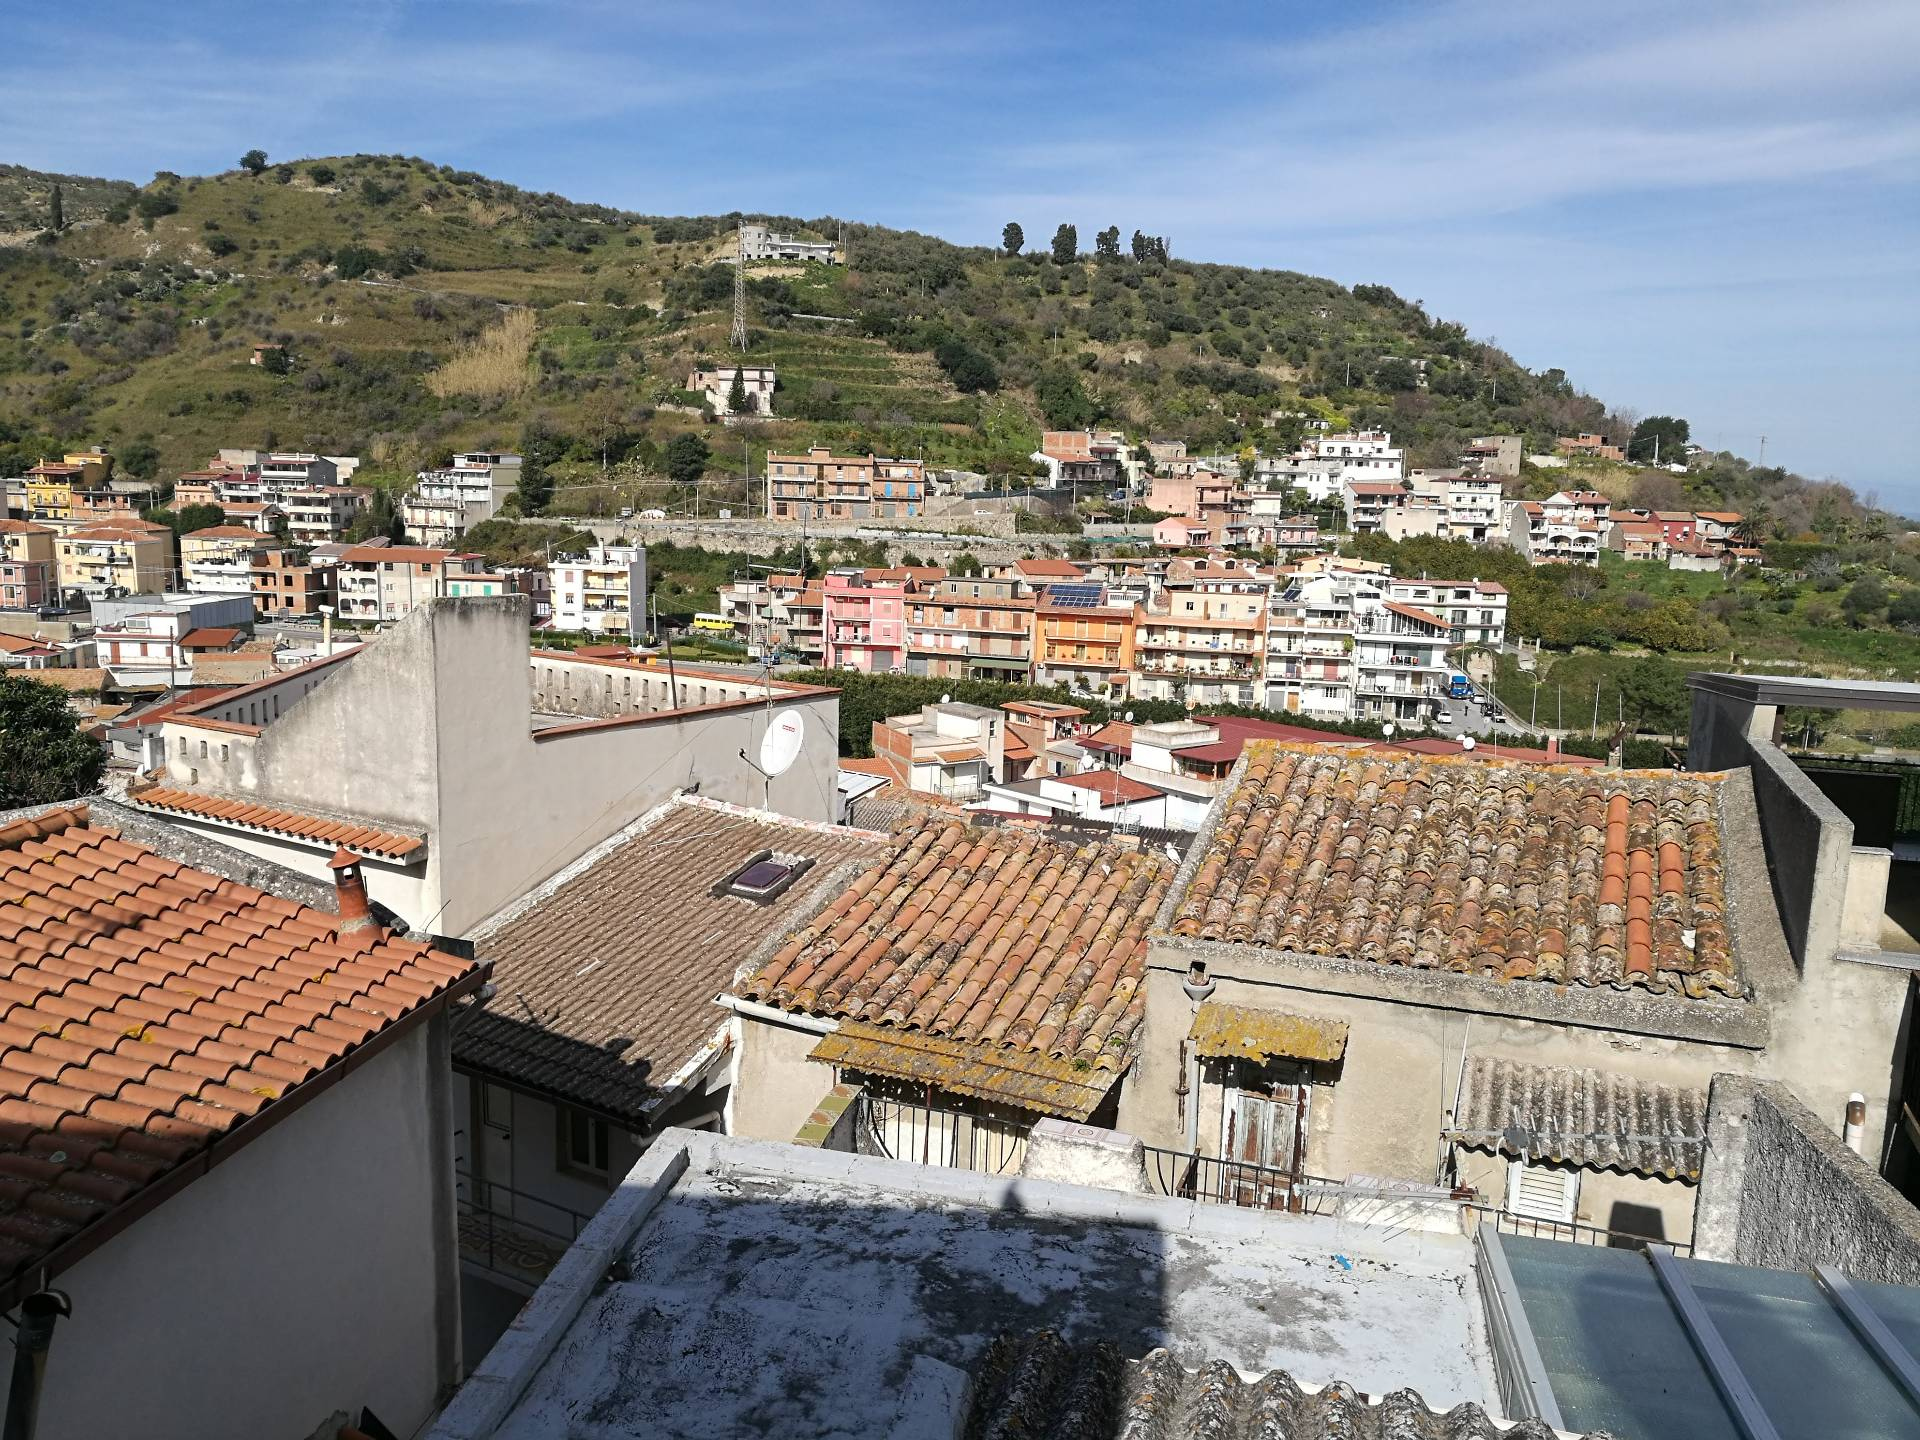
[455,1170,595,1287]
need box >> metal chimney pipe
[1845,1093,1868,1156]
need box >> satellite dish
[940,693,951,705]
[1123,709,1134,722]
[1381,723,1395,738]
[1461,735,1476,751]
[759,709,806,777]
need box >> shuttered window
[1506,1160,1579,1223]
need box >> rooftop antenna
[730,223,749,353]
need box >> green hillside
[0,153,1873,537]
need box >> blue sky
[6,1,1918,506]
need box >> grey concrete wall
[0,1025,459,1440]
[731,1013,841,1143]
[1694,1074,1920,1282]
[527,515,1046,564]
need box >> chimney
[1546,735,1560,755]
[328,846,376,938]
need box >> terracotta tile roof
[21,669,108,694]
[0,520,53,536]
[1383,600,1449,629]
[183,525,273,541]
[739,818,1175,1080]
[1383,738,1604,768]
[1081,721,1134,754]
[464,799,885,1122]
[177,628,241,650]
[1173,716,1372,766]
[127,786,425,860]
[933,746,987,763]
[1053,771,1164,805]
[1171,743,1737,998]
[838,756,899,779]
[1015,557,1086,578]
[0,805,477,1298]
[336,545,452,565]
[0,635,54,655]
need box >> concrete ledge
[793,1083,862,1149]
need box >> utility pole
[1758,434,1767,469]
[1592,679,1601,737]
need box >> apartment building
[403,451,523,546]
[251,548,333,618]
[181,524,281,599]
[765,447,925,520]
[903,573,1035,682]
[1342,479,1412,534]
[1131,563,1269,707]
[0,519,57,610]
[256,451,341,490]
[1507,490,1611,565]
[333,545,476,622]
[1694,511,1744,548]
[55,519,175,597]
[1147,467,1244,523]
[550,544,648,635]
[1406,469,1503,542]
[871,701,1007,802]
[823,567,908,671]
[738,223,837,264]
[1461,433,1523,478]
[1032,583,1137,698]
[69,478,162,524]
[280,486,368,544]
[1264,566,1502,722]
[687,363,776,416]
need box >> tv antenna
[730,223,749,352]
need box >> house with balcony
[770,584,826,666]
[823,567,907,671]
[1406,469,1503,542]
[870,701,1008,802]
[1384,576,1508,648]
[280,486,368,544]
[1032,582,1135,698]
[1461,433,1523,477]
[334,545,475,623]
[1695,511,1744,550]
[55,519,175,597]
[1609,519,1669,562]
[1341,479,1412,534]
[1555,432,1625,460]
[999,698,1090,779]
[903,574,1035,682]
[1352,598,1454,723]
[181,524,281,599]
[1031,429,1136,491]
[1130,563,1270,707]
[765,447,924,521]
[256,451,341,491]
[0,518,57,610]
[403,452,523,547]
[1508,493,1607,566]
[69,478,162,524]
[549,544,647,636]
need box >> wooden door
[1222,1066,1309,1210]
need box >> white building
[334,545,472,623]
[404,451,523,547]
[551,544,648,636]
[1406,470,1504,543]
[180,524,277,599]
[687,364,776,417]
[738,223,837,264]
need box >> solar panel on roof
[1048,584,1104,608]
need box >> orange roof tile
[128,787,424,860]
[1170,743,1736,999]
[0,805,478,1301]
[838,756,899,779]
[1015,558,1085,578]
[1053,771,1163,804]
[1383,601,1450,630]
[0,520,54,537]
[177,628,242,649]
[739,819,1174,1077]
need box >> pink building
[824,568,908,672]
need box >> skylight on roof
[717,850,814,904]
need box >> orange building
[1031,582,1135,698]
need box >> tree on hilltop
[1095,225,1121,262]
[1629,415,1690,465]
[240,149,269,176]
[1001,222,1024,256]
[48,185,63,233]
[666,432,711,485]
[1050,224,1078,265]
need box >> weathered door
[1222,1066,1309,1210]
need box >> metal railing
[1460,1199,1691,1255]
[858,1093,1032,1176]
[1142,1144,1337,1213]
[454,1169,598,1282]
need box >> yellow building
[57,520,176,598]
[23,451,113,523]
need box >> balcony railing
[454,1169,597,1285]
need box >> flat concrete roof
[1688,672,1920,712]
[433,1131,1500,1439]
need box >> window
[1506,1160,1579,1223]
[719,850,815,903]
[558,1105,609,1179]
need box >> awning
[968,657,1030,672]
[1187,1002,1349,1064]
[809,1021,1119,1120]
[1443,1056,1707,1180]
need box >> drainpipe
[1845,1093,1868,1156]
[3,1291,71,1440]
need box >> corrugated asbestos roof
[1446,1056,1708,1180]
[1173,743,1738,999]
[810,1021,1113,1120]
[1187,1001,1349,1063]
[962,1331,1592,1440]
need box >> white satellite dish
[1123,710,1134,722]
[759,709,806,777]
[940,693,952,705]
[1461,735,1476,751]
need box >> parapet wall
[1694,1073,1920,1282]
